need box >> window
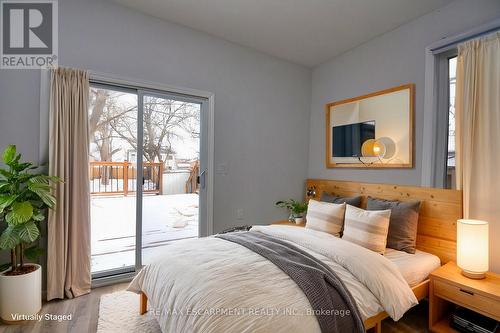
[446,56,457,189]
[432,49,457,189]
[426,25,500,189]
[429,48,457,189]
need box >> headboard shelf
[305,179,462,264]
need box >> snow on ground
[91,193,199,273]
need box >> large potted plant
[0,145,61,322]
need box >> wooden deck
[89,161,164,196]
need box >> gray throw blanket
[215,231,365,333]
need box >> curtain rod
[430,18,500,55]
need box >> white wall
[309,0,500,185]
[0,0,311,234]
[308,0,500,272]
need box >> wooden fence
[89,161,163,196]
[185,160,199,194]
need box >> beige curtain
[47,68,91,300]
[455,32,500,273]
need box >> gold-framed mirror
[325,84,414,168]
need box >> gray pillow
[366,197,421,254]
[320,193,362,208]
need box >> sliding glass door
[88,83,208,277]
[138,92,204,265]
[89,85,138,276]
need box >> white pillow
[305,200,346,237]
[342,204,391,254]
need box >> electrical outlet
[236,208,244,220]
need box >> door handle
[199,169,207,189]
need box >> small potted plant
[275,199,308,224]
[0,145,61,322]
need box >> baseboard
[91,272,136,289]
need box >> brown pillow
[320,193,362,207]
[366,197,421,254]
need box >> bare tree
[111,97,199,163]
[88,89,200,164]
[88,88,136,161]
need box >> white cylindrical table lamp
[457,219,489,279]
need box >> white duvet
[128,225,417,333]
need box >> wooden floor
[0,283,430,333]
[382,302,430,333]
[0,283,128,333]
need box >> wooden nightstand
[429,262,500,332]
[271,220,305,227]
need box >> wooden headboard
[305,179,462,264]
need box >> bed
[129,179,462,333]
[384,248,441,287]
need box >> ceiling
[111,0,454,67]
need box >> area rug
[97,290,428,333]
[98,291,161,333]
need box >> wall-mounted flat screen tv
[332,121,375,157]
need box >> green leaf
[2,145,16,165]
[30,175,62,185]
[0,169,12,180]
[29,175,48,184]
[0,182,9,192]
[49,176,63,183]
[16,173,35,184]
[24,245,44,261]
[17,221,40,243]
[0,226,20,250]
[32,211,45,221]
[0,194,17,214]
[5,201,33,225]
[30,200,44,209]
[28,182,56,208]
[13,162,33,172]
[29,182,51,191]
